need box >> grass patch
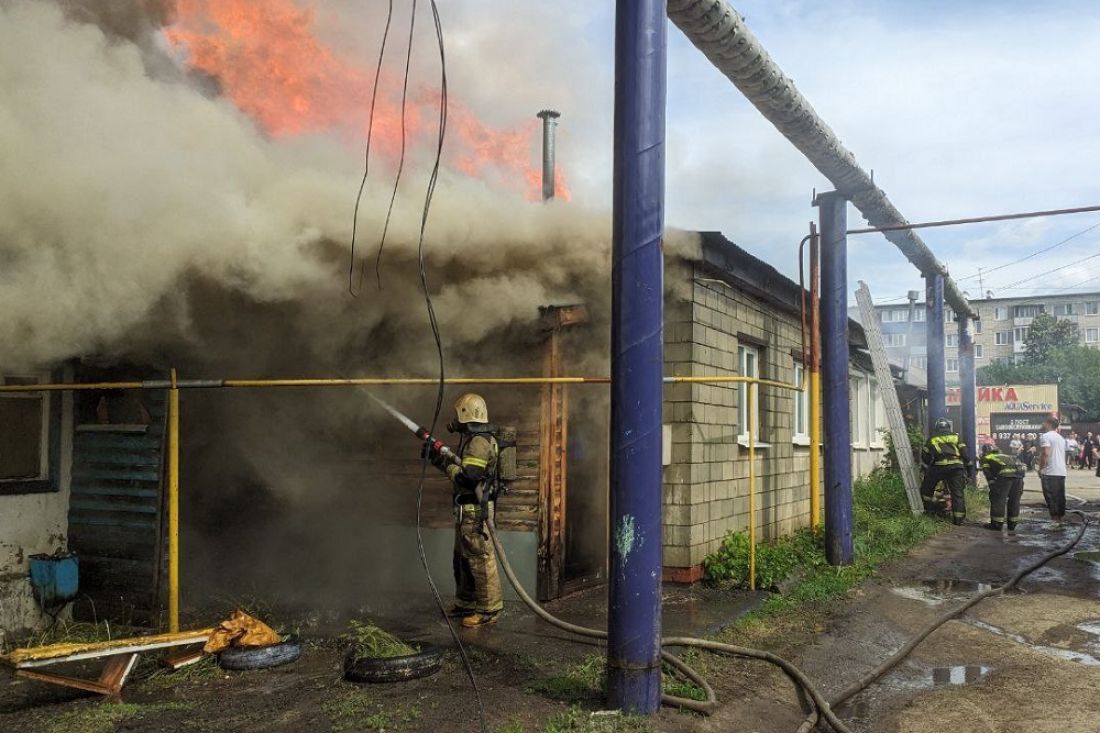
[321,688,421,732]
[35,702,190,733]
[543,707,652,733]
[706,469,947,626]
[342,620,417,659]
[528,654,706,706]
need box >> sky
[396,0,1100,307]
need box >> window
[1013,304,1043,318]
[910,356,927,369]
[850,376,864,446]
[880,308,909,323]
[993,306,1008,320]
[883,333,907,347]
[1086,328,1100,344]
[975,344,984,358]
[1086,302,1099,316]
[793,363,809,443]
[0,375,54,493]
[737,344,761,442]
[868,379,885,447]
[995,330,1012,345]
[945,308,955,322]
[946,334,959,347]
[1014,326,1030,344]
[946,358,959,373]
[973,320,983,334]
[912,309,925,322]
[1054,303,1077,317]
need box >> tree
[977,344,1100,420]
[1023,312,1079,363]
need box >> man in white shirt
[1038,417,1068,525]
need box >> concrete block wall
[661,262,887,578]
[0,384,73,646]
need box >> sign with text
[947,384,1058,435]
[989,412,1049,453]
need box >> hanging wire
[348,0,395,297]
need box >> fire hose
[367,392,850,729]
[794,509,1091,732]
[372,394,1090,732]
[485,517,855,731]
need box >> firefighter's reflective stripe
[463,456,489,469]
[928,434,964,465]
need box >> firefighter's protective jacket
[446,428,499,503]
[980,451,1023,483]
[921,432,971,469]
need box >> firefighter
[920,417,972,525]
[980,443,1024,532]
[427,393,504,628]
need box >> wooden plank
[4,628,214,667]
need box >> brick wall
[661,261,884,576]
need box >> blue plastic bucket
[28,553,79,608]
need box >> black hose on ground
[795,510,1091,733]
[487,519,855,732]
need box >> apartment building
[864,291,1100,386]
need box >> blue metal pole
[816,191,853,566]
[607,0,666,715]
[958,314,977,484]
[926,273,946,435]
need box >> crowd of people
[1008,429,1099,476]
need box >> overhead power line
[955,220,1100,282]
[993,250,1100,291]
[845,203,1100,236]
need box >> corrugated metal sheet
[67,391,167,627]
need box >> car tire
[343,644,445,683]
[217,638,302,671]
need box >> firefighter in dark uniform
[920,417,972,525]
[428,393,504,628]
[980,443,1025,532]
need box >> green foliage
[320,688,420,732]
[37,702,191,733]
[705,470,944,619]
[702,526,825,589]
[528,654,605,701]
[880,423,925,472]
[543,708,651,733]
[978,343,1100,419]
[1023,312,1080,363]
[342,619,416,659]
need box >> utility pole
[815,191,853,566]
[607,0,666,714]
[926,273,947,434]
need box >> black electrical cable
[409,3,489,732]
[954,220,1100,283]
[363,0,417,293]
[991,250,1100,292]
[348,0,395,297]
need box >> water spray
[366,392,459,466]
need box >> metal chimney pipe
[537,109,561,200]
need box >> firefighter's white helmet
[454,393,489,424]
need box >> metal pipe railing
[14,371,802,623]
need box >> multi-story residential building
[862,291,1100,387]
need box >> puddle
[968,619,1100,666]
[1074,551,1100,565]
[930,664,991,686]
[839,665,992,719]
[891,579,992,605]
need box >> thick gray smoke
[0,1,699,611]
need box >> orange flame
[163,0,570,200]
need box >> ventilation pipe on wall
[537,109,561,201]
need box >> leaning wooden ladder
[1,628,212,699]
[856,282,924,514]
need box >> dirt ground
[2,469,1099,733]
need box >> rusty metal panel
[67,389,167,627]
